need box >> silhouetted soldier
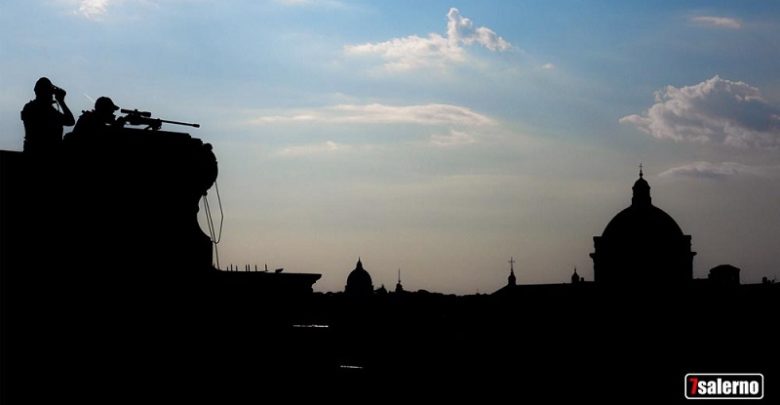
[72,96,123,136]
[20,77,75,153]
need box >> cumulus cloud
[344,7,510,72]
[691,16,742,29]
[78,0,111,19]
[250,103,496,127]
[659,161,775,179]
[619,76,780,148]
[447,9,510,51]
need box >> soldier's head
[34,77,54,99]
[95,97,120,121]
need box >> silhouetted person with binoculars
[21,77,75,153]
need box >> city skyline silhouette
[2,1,780,401]
[2,79,778,401]
[2,2,780,294]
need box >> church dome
[602,204,684,241]
[602,166,683,241]
[591,167,695,285]
[345,258,373,295]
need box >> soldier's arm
[55,93,75,126]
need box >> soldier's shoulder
[21,100,40,120]
[21,99,52,114]
[21,100,36,111]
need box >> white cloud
[344,34,460,72]
[541,63,555,70]
[659,161,776,179]
[447,9,510,52]
[275,141,352,157]
[691,16,742,29]
[250,103,496,127]
[430,129,477,147]
[78,0,111,19]
[260,103,494,153]
[619,76,780,148]
[344,7,510,72]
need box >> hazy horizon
[2,1,779,294]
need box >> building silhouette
[590,167,695,286]
[571,267,582,284]
[708,264,740,286]
[345,257,373,295]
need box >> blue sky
[2,1,780,293]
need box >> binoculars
[52,85,66,99]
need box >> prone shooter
[73,99,199,137]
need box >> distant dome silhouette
[591,168,695,286]
[602,205,684,240]
[345,258,373,295]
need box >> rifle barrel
[159,119,200,128]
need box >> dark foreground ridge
[1,125,778,401]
